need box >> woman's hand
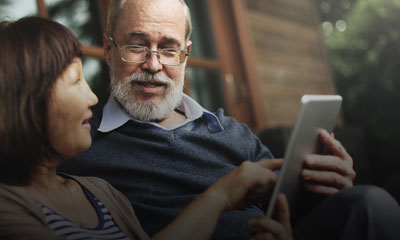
[207,159,283,211]
[152,159,283,240]
[249,194,293,240]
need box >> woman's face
[47,58,98,159]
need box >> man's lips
[134,81,166,88]
[134,81,167,93]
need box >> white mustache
[129,72,173,85]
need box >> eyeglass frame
[108,36,191,66]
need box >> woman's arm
[152,159,284,240]
[0,186,65,240]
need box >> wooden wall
[244,0,337,127]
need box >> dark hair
[0,17,82,185]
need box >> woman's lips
[82,112,93,130]
[82,119,91,130]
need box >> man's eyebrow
[126,31,148,39]
[161,37,181,47]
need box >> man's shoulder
[213,108,252,132]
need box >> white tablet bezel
[265,95,342,218]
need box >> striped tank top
[40,186,130,240]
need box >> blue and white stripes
[40,188,129,240]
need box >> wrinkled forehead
[115,0,187,43]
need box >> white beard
[110,68,184,122]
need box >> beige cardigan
[0,175,150,240]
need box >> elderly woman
[0,17,291,240]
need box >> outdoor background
[1,0,400,186]
[317,0,400,185]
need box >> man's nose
[141,51,163,73]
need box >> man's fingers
[256,158,283,170]
[301,168,353,189]
[319,129,352,162]
[304,154,356,180]
[304,183,340,195]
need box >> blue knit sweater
[59,109,273,239]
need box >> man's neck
[155,110,187,130]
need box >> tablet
[265,94,342,217]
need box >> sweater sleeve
[0,186,66,240]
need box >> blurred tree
[0,0,12,16]
[317,0,357,22]
[320,0,400,185]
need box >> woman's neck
[21,163,100,228]
[29,163,66,190]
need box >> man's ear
[186,40,192,54]
[103,33,112,66]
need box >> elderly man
[60,0,400,239]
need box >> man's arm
[301,129,356,195]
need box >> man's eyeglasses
[109,36,190,66]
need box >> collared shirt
[98,94,224,132]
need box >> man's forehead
[121,0,185,23]
[116,0,186,41]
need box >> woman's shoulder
[59,174,130,210]
[0,183,35,207]
[0,184,60,240]
[59,174,116,196]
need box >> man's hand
[301,129,356,195]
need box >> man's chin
[132,98,164,106]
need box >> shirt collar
[98,94,224,132]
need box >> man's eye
[161,49,178,56]
[128,47,146,53]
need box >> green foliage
[324,0,400,184]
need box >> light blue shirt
[98,94,224,132]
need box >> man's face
[104,0,191,121]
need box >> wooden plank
[208,0,257,128]
[257,66,329,86]
[187,58,221,70]
[244,0,337,127]
[36,0,48,18]
[248,12,318,43]
[254,50,327,74]
[99,0,112,31]
[81,45,104,59]
[232,0,267,130]
[246,0,314,28]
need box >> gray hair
[106,0,192,42]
